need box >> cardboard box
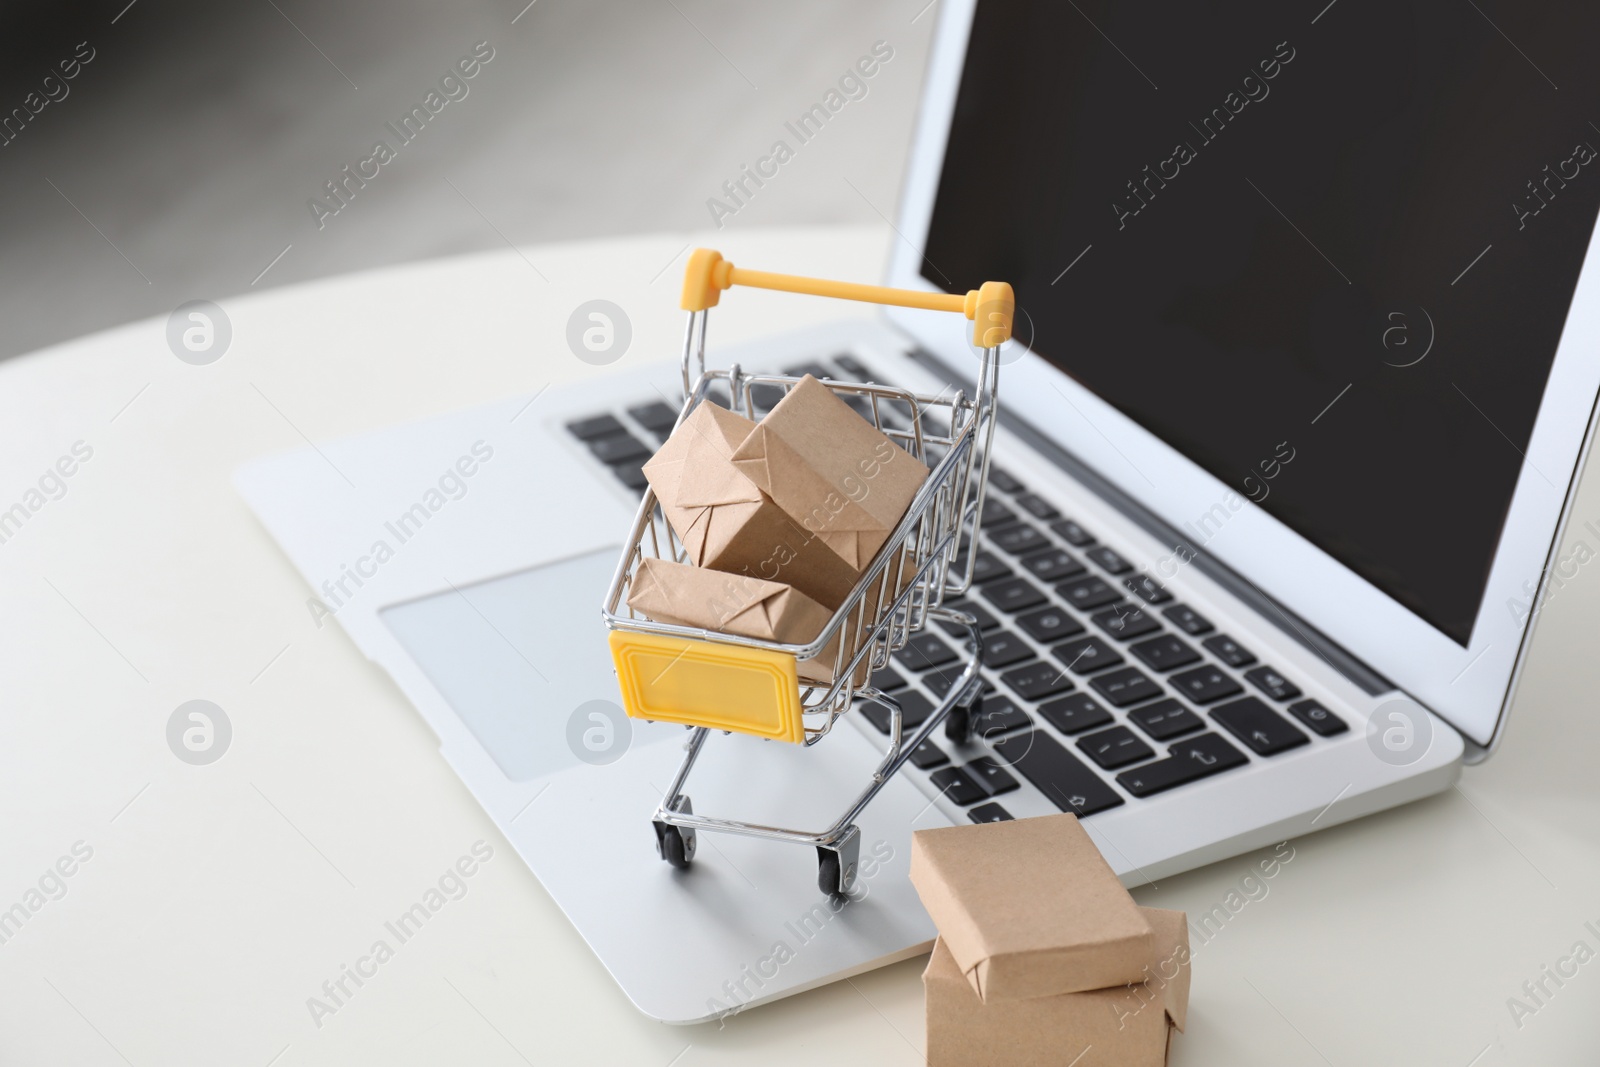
[910,814,1155,1000]
[626,558,861,686]
[642,400,861,610]
[923,908,1190,1067]
[730,375,929,573]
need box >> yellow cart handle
[681,248,1014,349]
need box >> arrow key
[1116,733,1248,797]
[1211,697,1309,756]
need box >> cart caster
[816,825,861,898]
[653,796,696,869]
[945,692,980,744]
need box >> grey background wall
[0,1,937,362]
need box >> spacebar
[991,731,1125,817]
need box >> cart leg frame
[650,609,984,896]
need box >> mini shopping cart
[602,248,1012,896]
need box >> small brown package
[910,814,1154,1000]
[641,401,861,610]
[626,558,863,686]
[729,375,929,572]
[923,908,1190,1067]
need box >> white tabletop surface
[3,226,1598,1067]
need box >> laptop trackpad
[380,546,671,782]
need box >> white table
[3,226,1597,1066]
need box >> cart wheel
[653,795,696,870]
[816,826,860,897]
[659,825,691,868]
[945,693,979,744]
[817,850,841,896]
[655,822,694,869]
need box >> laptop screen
[922,0,1600,645]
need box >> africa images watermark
[0,40,96,149]
[705,39,895,228]
[307,440,495,627]
[1145,440,1296,583]
[305,840,496,1029]
[704,838,897,1020]
[0,841,95,949]
[1114,842,1296,1033]
[1113,39,1297,230]
[1505,517,1600,625]
[1505,917,1600,1031]
[308,41,497,230]
[0,441,94,547]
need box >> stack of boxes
[911,814,1190,1067]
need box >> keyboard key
[626,401,679,433]
[566,413,625,440]
[1085,546,1131,574]
[960,551,1013,585]
[1171,665,1243,704]
[870,667,907,692]
[937,600,1000,635]
[861,690,934,733]
[861,690,923,734]
[922,668,994,699]
[1016,606,1085,644]
[748,382,787,412]
[971,630,1034,669]
[1050,518,1096,547]
[1123,574,1172,604]
[1014,493,1060,520]
[968,802,1014,823]
[964,757,1021,797]
[1090,666,1163,707]
[970,696,1032,738]
[1129,634,1201,672]
[987,467,1025,494]
[1244,666,1302,702]
[1037,693,1114,735]
[1211,697,1309,755]
[840,393,875,420]
[895,632,957,671]
[784,360,834,380]
[1091,604,1161,641]
[1077,726,1156,770]
[588,433,652,466]
[1056,574,1122,611]
[981,498,1018,528]
[1019,548,1085,583]
[981,577,1047,615]
[1163,604,1214,636]
[1052,636,1124,674]
[1127,698,1204,740]
[614,462,649,490]
[1116,733,1248,797]
[831,354,869,379]
[929,766,988,806]
[1203,634,1256,668]
[909,740,949,769]
[989,523,1050,556]
[1288,699,1349,737]
[1000,661,1075,701]
[991,731,1126,816]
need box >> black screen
[924,0,1600,644]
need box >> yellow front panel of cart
[609,631,806,744]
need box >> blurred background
[0,1,937,362]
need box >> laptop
[235,0,1600,1024]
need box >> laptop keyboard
[563,355,1352,826]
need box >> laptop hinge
[905,346,1396,699]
